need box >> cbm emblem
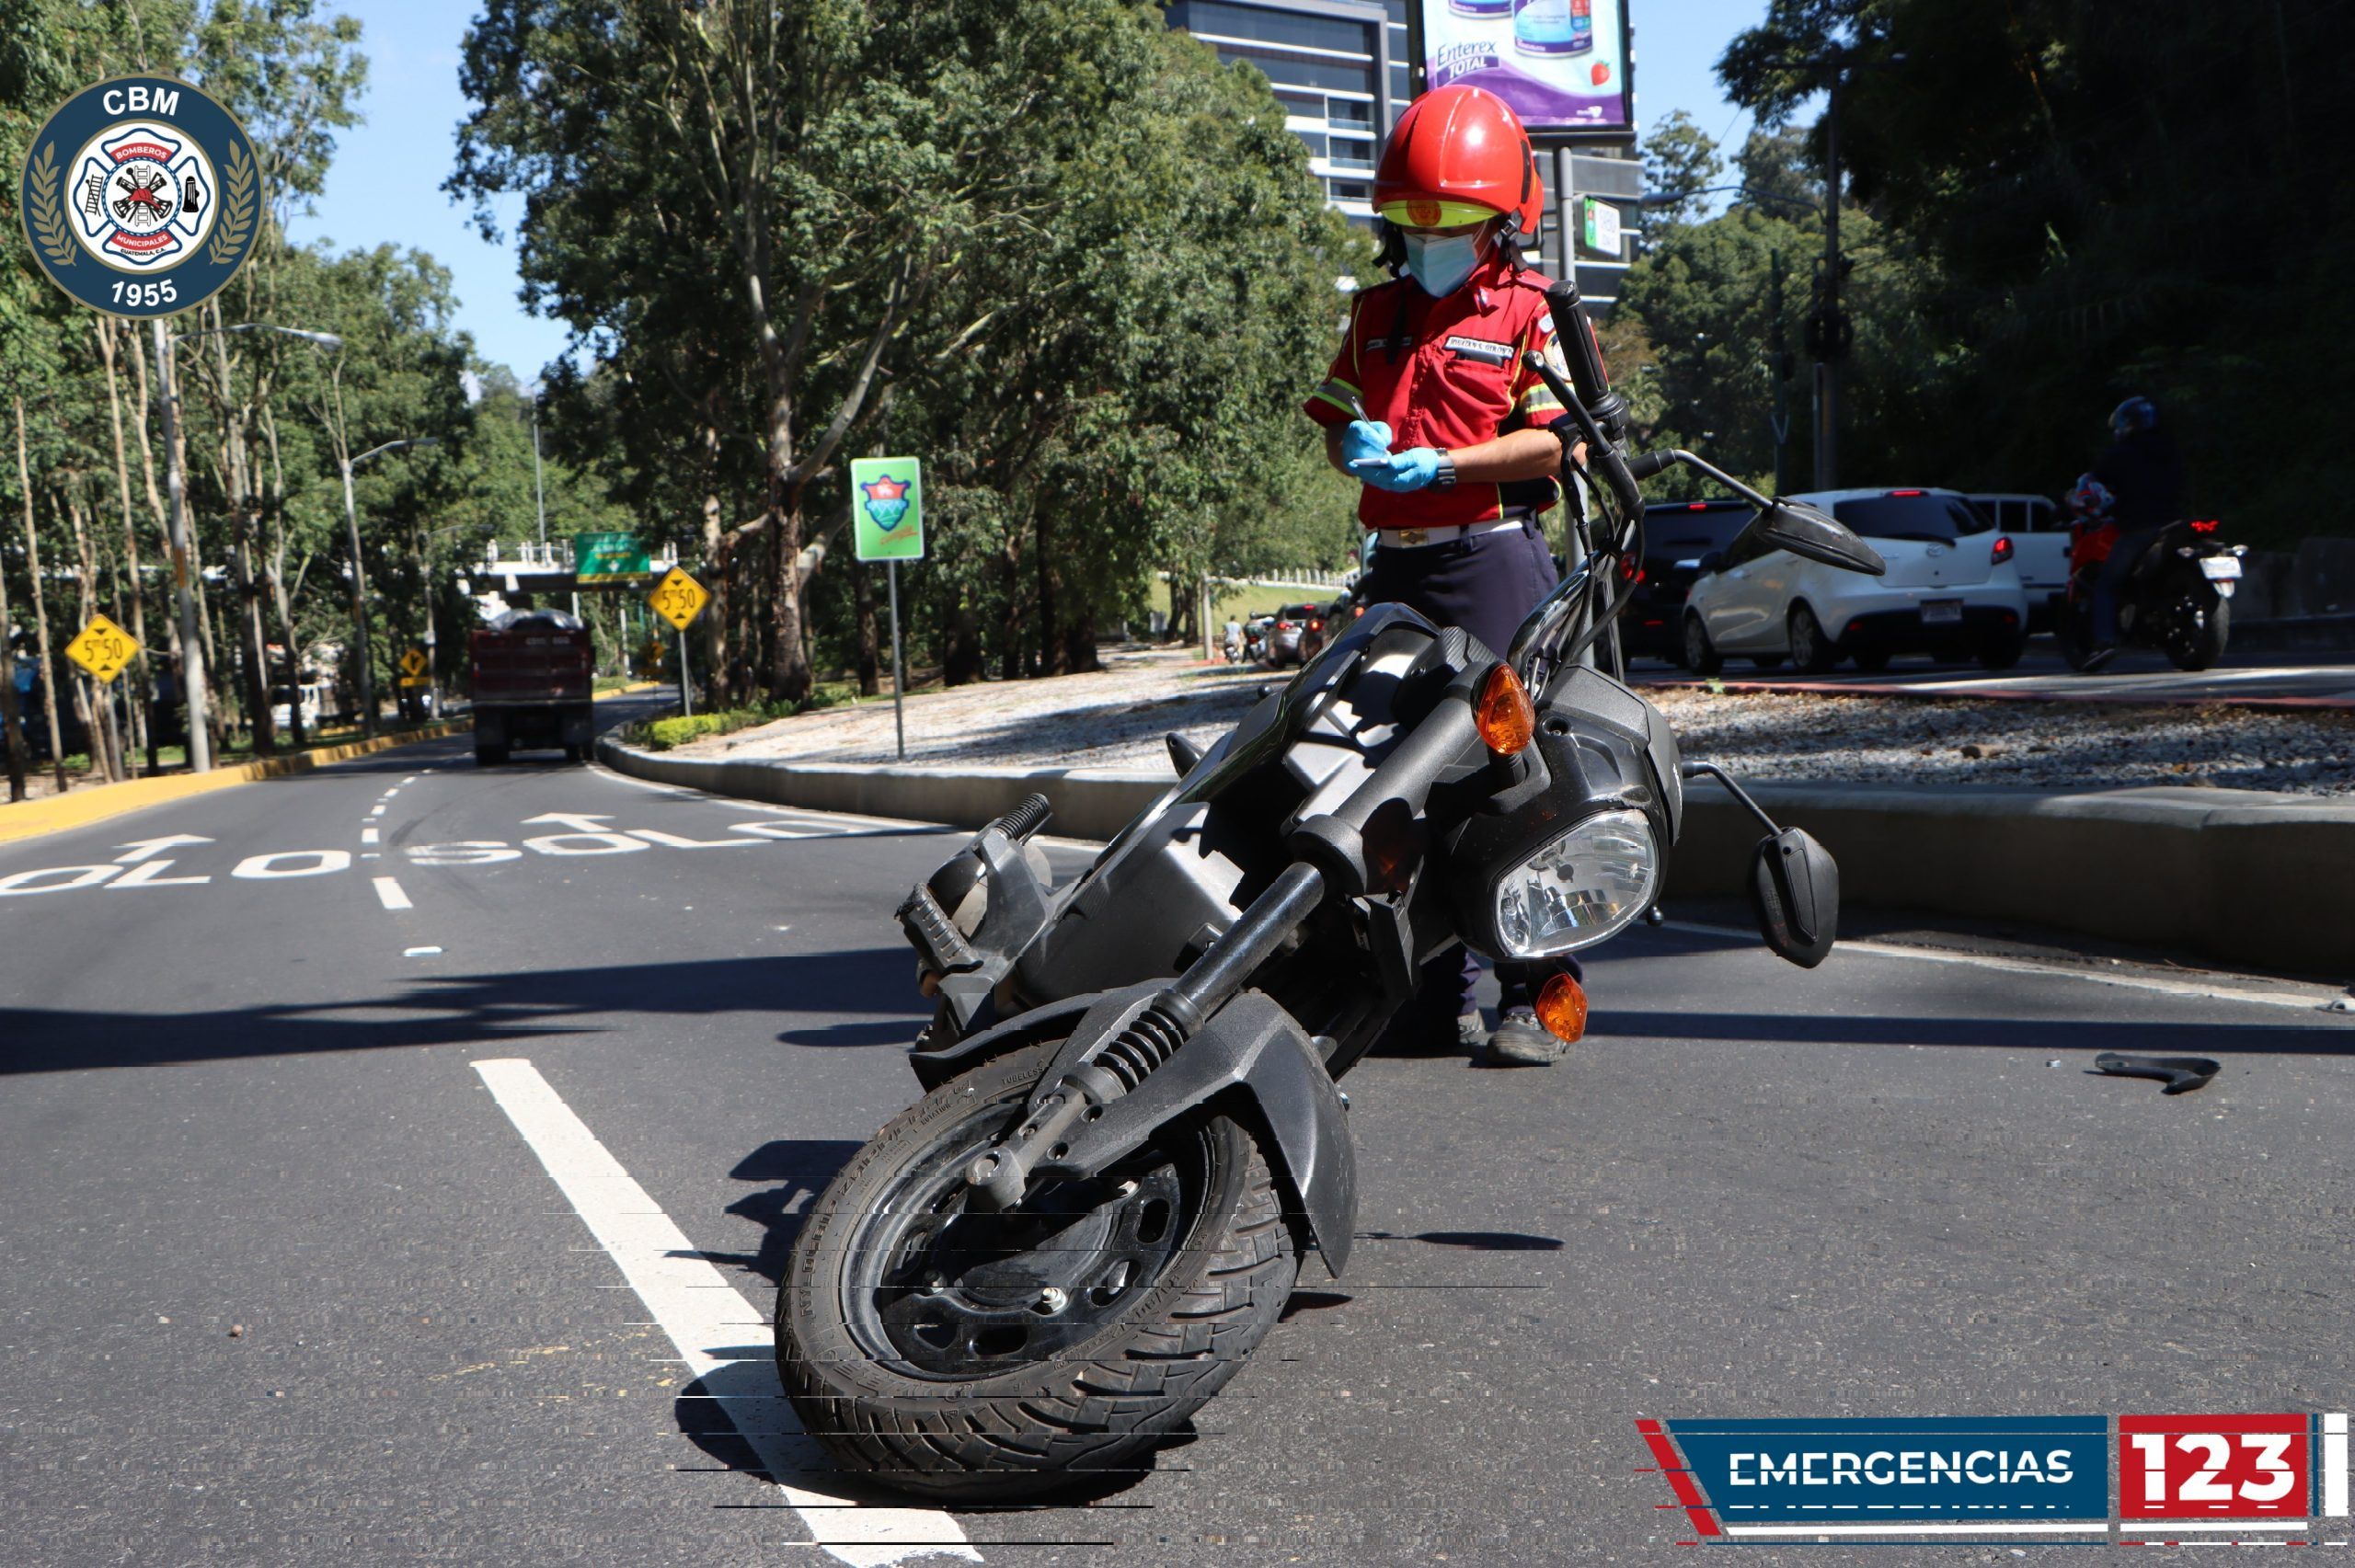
[18,75,264,318]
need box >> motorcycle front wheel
[776,1036,1297,1501]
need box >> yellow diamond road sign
[65,613,140,684]
[649,567,708,631]
[399,647,428,678]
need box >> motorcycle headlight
[1492,807,1660,957]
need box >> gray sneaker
[1481,1008,1562,1067]
[1456,1012,1488,1057]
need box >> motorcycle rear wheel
[2164,589,2230,671]
[776,1037,1297,1501]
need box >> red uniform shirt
[1304,254,1570,532]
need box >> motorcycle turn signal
[1535,971,1588,1042]
[1475,663,1535,756]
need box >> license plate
[2200,555,2242,580]
[1921,599,1964,624]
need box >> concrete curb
[0,720,470,846]
[596,738,2355,976]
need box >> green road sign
[574,531,652,582]
[851,457,924,562]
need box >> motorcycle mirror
[1744,501,1889,577]
[1749,827,1839,968]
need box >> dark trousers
[2092,526,2160,644]
[1363,516,1579,1021]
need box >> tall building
[1165,2,1638,304]
[1164,1,1404,226]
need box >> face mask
[1403,230,1484,297]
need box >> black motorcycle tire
[2165,586,2230,671]
[1975,630,2028,671]
[776,1037,1297,1502]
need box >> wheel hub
[844,1109,1198,1379]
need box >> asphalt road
[5,692,2353,1565]
[1627,642,2355,707]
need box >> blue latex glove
[1350,446,1445,494]
[1339,419,1393,469]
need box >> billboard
[1418,0,1634,137]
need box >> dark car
[1617,499,1758,664]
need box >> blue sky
[287,1,1773,383]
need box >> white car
[1969,492,2071,630]
[1682,487,2032,674]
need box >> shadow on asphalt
[0,949,931,1075]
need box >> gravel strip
[686,649,2355,795]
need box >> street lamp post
[339,436,440,738]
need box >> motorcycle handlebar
[1544,280,1613,414]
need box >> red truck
[470,609,595,765]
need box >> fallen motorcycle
[2056,514,2245,671]
[775,281,1889,1500]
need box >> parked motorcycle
[2055,511,2245,671]
[774,281,1889,1501]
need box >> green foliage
[634,685,851,750]
[1707,0,2355,544]
[1640,110,1726,229]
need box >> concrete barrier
[601,738,2355,976]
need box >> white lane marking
[369,804,387,818]
[114,834,213,864]
[362,828,380,846]
[362,853,380,860]
[1658,919,2343,1013]
[383,788,400,799]
[0,864,122,895]
[2326,1413,2349,1518]
[402,775,419,784]
[403,945,442,957]
[109,860,209,888]
[373,876,413,911]
[232,850,353,880]
[470,1059,977,1566]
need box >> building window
[1210,43,1378,97]
[1178,2,1374,60]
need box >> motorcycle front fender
[1030,990,1358,1279]
[906,982,1156,1093]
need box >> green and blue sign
[851,457,924,562]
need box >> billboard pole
[887,559,905,761]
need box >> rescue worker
[1303,84,1582,1068]
[2083,395,2188,669]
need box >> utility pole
[151,322,213,771]
[1810,72,1845,491]
[1769,248,1793,496]
[338,437,439,738]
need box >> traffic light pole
[1812,74,1844,492]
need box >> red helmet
[1373,85,1545,238]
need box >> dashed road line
[470,1058,978,1567]
[369,804,387,818]
[362,827,380,845]
[372,876,413,911]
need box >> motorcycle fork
[962,861,1329,1211]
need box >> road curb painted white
[596,737,2355,977]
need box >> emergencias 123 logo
[17,74,263,318]
[1639,1413,2351,1544]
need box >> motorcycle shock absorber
[962,863,1327,1211]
